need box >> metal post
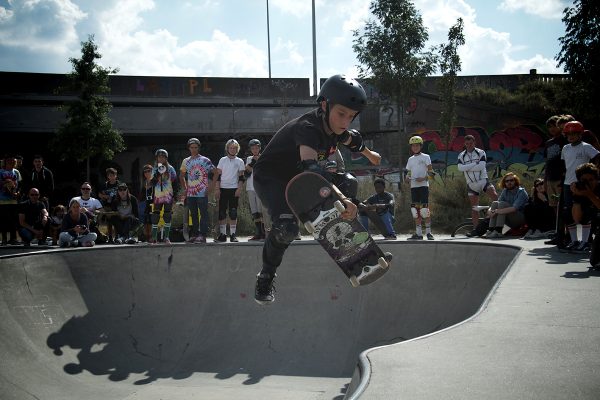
[266,0,272,79]
[312,0,317,95]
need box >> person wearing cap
[180,138,215,244]
[98,167,120,243]
[244,138,267,241]
[150,149,178,245]
[252,74,370,305]
[109,182,139,244]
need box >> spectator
[139,164,154,242]
[150,149,178,245]
[179,137,215,244]
[558,121,600,249]
[245,138,266,241]
[523,178,555,239]
[30,155,54,209]
[359,177,396,239]
[14,155,24,198]
[109,182,139,244]
[457,135,498,237]
[543,115,567,214]
[18,188,49,246]
[58,199,97,247]
[0,155,20,245]
[573,164,600,268]
[405,135,434,240]
[49,204,66,246]
[566,163,600,253]
[214,139,245,243]
[483,172,529,238]
[99,167,120,243]
[72,182,106,243]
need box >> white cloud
[0,0,86,53]
[500,53,562,74]
[270,0,312,19]
[96,0,267,77]
[498,0,566,19]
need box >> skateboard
[286,172,392,287]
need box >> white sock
[220,224,227,234]
[230,224,237,234]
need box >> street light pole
[312,0,317,95]
[266,0,272,79]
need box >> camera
[157,163,166,174]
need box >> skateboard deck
[286,172,392,287]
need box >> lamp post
[266,0,272,79]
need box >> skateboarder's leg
[198,196,209,237]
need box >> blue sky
[0,0,569,93]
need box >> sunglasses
[504,179,515,183]
[118,188,128,191]
[30,193,40,197]
[143,169,152,173]
[534,183,544,187]
[81,188,91,191]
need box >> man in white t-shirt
[560,121,600,250]
[405,135,434,240]
[214,139,245,242]
[71,182,106,242]
[457,134,498,236]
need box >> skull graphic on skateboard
[286,172,392,287]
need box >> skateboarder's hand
[340,199,357,220]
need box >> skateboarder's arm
[361,147,381,165]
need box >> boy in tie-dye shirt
[151,148,178,244]
[179,138,215,243]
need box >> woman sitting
[523,178,555,239]
[58,199,98,247]
[483,172,529,238]
[109,182,139,244]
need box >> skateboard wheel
[349,275,360,287]
[304,221,315,234]
[334,200,345,213]
[378,257,389,269]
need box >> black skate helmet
[155,148,168,158]
[249,139,261,147]
[317,74,367,113]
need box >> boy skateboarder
[252,74,371,305]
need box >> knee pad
[420,207,430,218]
[272,215,299,246]
[335,172,358,199]
[410,205,419,219]
[229,207,238,220]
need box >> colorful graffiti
[419,125,548,177]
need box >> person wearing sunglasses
[523,178,555,239]
[483,172,529,239]
[71,182,106,243]
[17,188,50,246]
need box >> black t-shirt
[19,200,46,225]
[544,136,567,181]
[365,192,395,216]
[253,109,339,181]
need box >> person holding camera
[58,198,97,247]
[566,163,600,255]
[150,149,178,244]
[558,121,600,250]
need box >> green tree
[353,0,436,166]
[556,0,600,128]
[52,35,124,180]
[437,18,465,176]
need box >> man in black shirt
[253,74,371,305]
[18,188,49,246]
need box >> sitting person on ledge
[483,172,529,238]
[523,178,555,239]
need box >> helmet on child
[317,74,367,113]
[563,121,584,134]
[409,136,424,145]
[249,139,261,147]
[187,138,201,148]
[155,148,169,158]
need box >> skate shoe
[254,272,276,305]
[229,234,239,242]
[427,233,435,240]
[214,233,227,243]
[408,233,423,240]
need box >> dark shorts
[410,186,429,205]
[253,174,292,221]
